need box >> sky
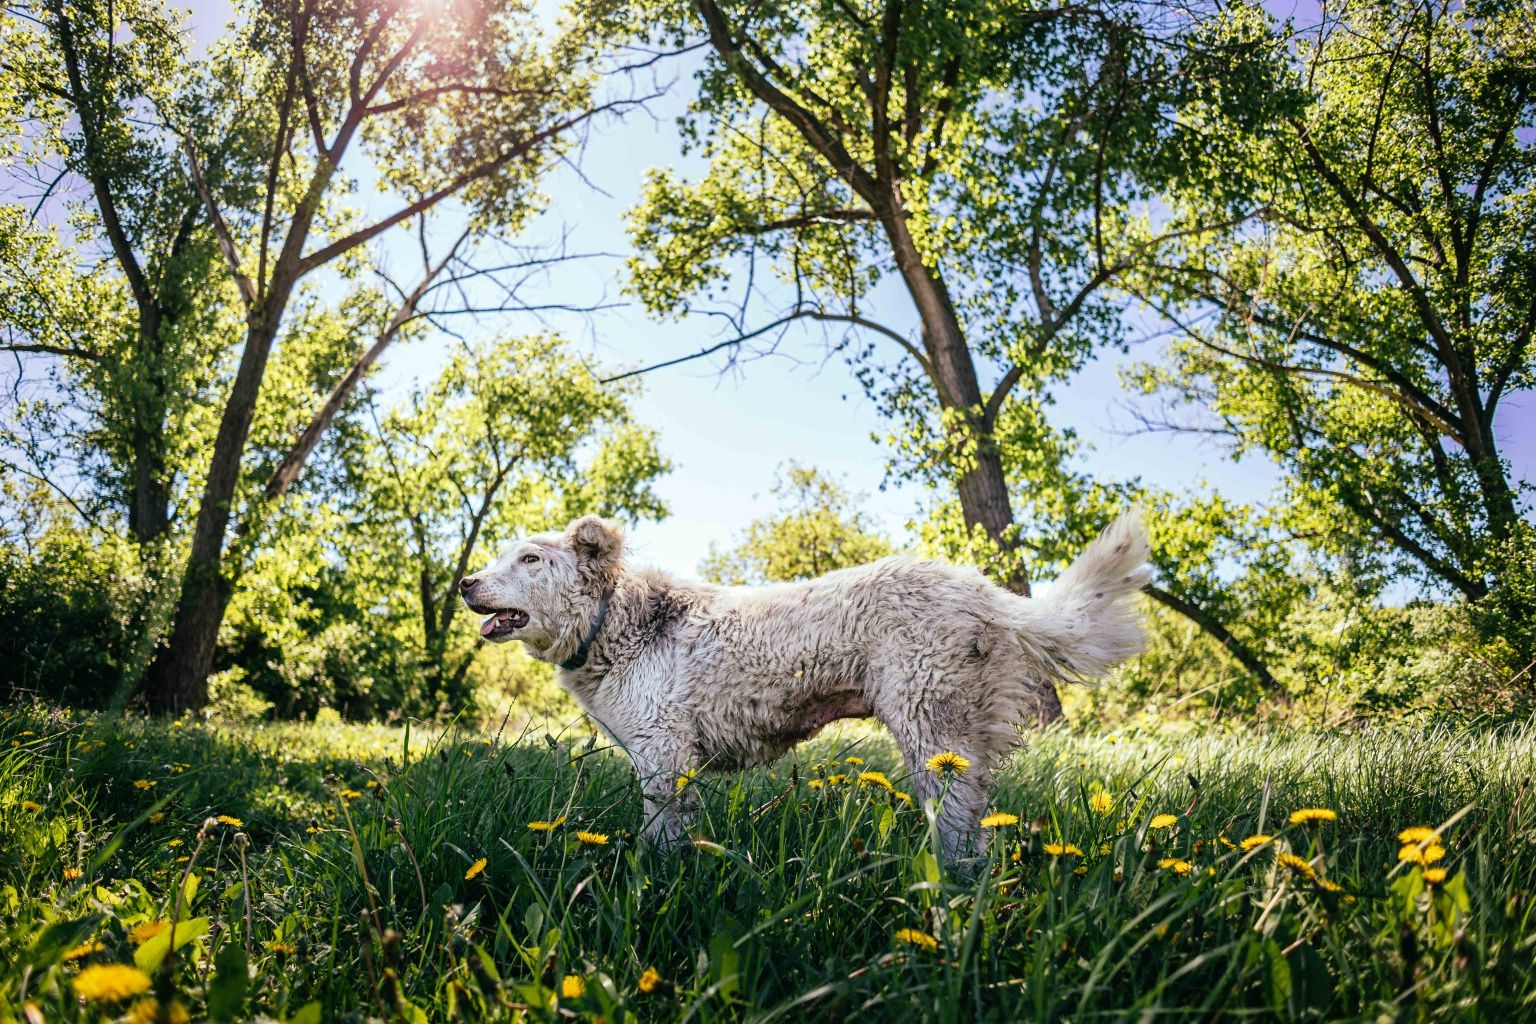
[176,0,1534,579]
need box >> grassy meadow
[2,706,1534,1023]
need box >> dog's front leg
[630,743,699,852]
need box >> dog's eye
[520,553,539,564]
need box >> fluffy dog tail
[1024,511,1152,681]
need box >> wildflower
[825,774,848,785]
[1150,814,1178,829]
[926,751,970,777]
[1423,867,1449,885]
[21,800,41,813]
[268,942,298,955]
[216,815,244,828]
[527,817,567,832]
[807,779,824,790]
[1239,834,1273,851]
[980,812,1019,828]
[859,770,895,792]
[1315,877,1346,893]
[1089,791,1113,815]
[64,941,104,960]
[1288,808,1337,826]
[148,812,164,824]
[1278,853,1316,879]
[576,830,610,847]
[1398,826,1436,844]
[125,999,186,1024]
[338,789,362,800]
[174,856,189,864]
[843,756,864,766]
[1043,842,1084,857]
[1398,843,1446,866]
[464,858,487,881]
[130,921,168,945]
[72,964,151,1002]
[561,975,585,999]
[893,791,914,805]
[63,867,82,880]
[638,966,664,994]
[132,779,155,790]
[1159,858,1193,875]
[675,769,697,791]
[1218,836,1236,850]
[894,927,939,952]
[167,839,183,847]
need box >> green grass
[3,705,1534,1022]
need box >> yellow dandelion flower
[132,779,155,790]
[858,770,894,791]
[1088,791,1113,815]
[1423,867,1448,885]
[1278,853,1316,879]
[1398,843,1446,866]
[1288,808,1337,826]
[1218,836,1236,850]
[64,941,104,960]
[980,812,1019,828]
[926,751,970,777]
[675,769,697,791]
[1043,842,1084,856]
[1398,826,1436,844]
[268,942,297,955]
[216,815,244,828]
[1159,858,1193,875]
[464,858,487,881]
[561,975,585,999]
[338,789,362,800]
[825,773,848,785]
[72,963,151,1002]
[527,816,567,832]
[148,812,164,824]
[894,927,939,952]
[1150,814,1178,829]
[174,856,189,863]
[21,800,41,813]
[1239,834,1273,851]
[167,839,182,847]
[576,830,609,846]
[893,791,913,805]
[807,779,824,790]
[124,999,159,1024]
[63,867,82,880]
[843,756,864,766]
[130,921,168,945]
[1315,877,1346,893]
[638,966,663,994]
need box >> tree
[612,0,1285,601]
[4,0,227,547]
[121,0,640,711]
[1138,0,1536,663]
[699,463,891,584]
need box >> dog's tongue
[480,614,500,637]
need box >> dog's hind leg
[629,738,700,852]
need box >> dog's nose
[459,575,477,592]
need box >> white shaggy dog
[461,513,1150,862]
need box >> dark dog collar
[560,588,613,671]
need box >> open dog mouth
[479,609,529,638]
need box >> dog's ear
[566,515,624,582]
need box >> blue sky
[180,0,1533,580]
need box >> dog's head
[459,516,625,659]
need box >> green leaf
[134,916,210,973]
[207,943,249,1020]
[25,914,105,968]
[289,1002,322,1024]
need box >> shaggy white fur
[461,513,1151,862]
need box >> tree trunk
[144,299,291,711]
[881,205,1030,596]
